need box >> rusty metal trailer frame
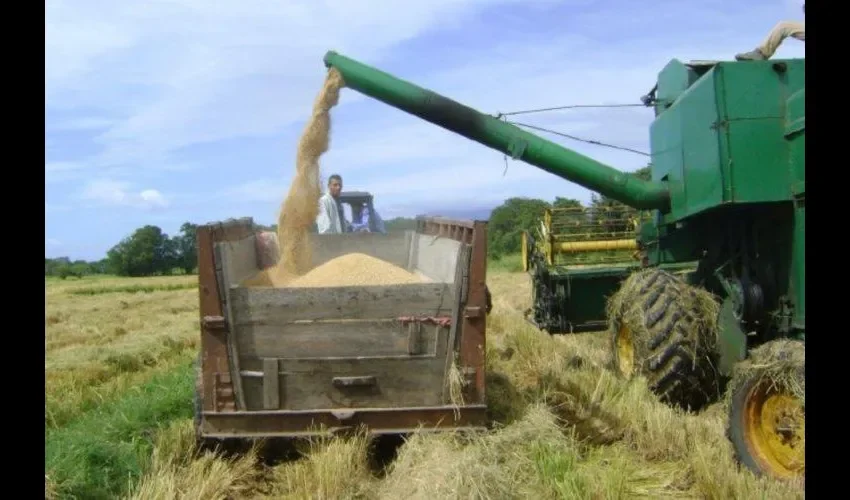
[194,215,490,439]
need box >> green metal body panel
[651,59,806,225]
[785,86,805,337]
[787,87,805,336]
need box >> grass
[67,282,197,295]
[44,258,805,499]
[488,252,524,273]
[45,275,199,430]
[45,363,196,499]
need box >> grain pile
[286,253,422,288]
[272,67,346,284]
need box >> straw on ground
[45,263,804,499]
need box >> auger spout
[323,50,670,211]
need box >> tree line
[45,167,649,278]
[46,223,199,279]
[486,166,650,258]
[44,218,419,279]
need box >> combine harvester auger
[322,51,805,480]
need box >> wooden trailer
[194,216,490,441]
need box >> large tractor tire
[608,268,721,412]
[727,339,805,480]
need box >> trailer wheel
[727,339,805,480]
[608,268,721,411]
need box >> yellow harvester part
[555,239,637,253]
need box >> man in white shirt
[316,174,350,234]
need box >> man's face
[328,178,342,198]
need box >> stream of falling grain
[271,68,345,285]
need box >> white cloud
[312,4,805,212]
[220,14,804,216]
[79,179,170,209]
[81,179,126,204]
[139,189,168,208]
[45,0,807,260]
[46,0,804,184]
[45,0,542,175]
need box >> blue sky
[45,0,805,261]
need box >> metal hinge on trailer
[213,372,236,411]
[202,315,227,331]
[198,315,237,411]
[397,315,453,327]
[395,308,481,327]
[398,315,452,355]
[461,366,477,394]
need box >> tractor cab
[338,191,383,233]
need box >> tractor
[336,190,384,233]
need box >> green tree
[106,225,177,277]
[588,165,652,235]
[383,217,417,232]
[172,222,198,274]
[487,197,553,257]
[550,197,586,236]
[552,197,582,209]
[45,257,70,276]
[45,257,110,278]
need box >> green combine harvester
[321,51,805,481]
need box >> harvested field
[45,261,804,499]
[45,274,200,498]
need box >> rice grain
[274,68,345,279]
[286,253,422,288]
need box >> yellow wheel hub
[616,324,635,376]
[744,382,805,479]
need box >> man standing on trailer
[316,174,350,234]
[736,3,805,60]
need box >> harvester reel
[727,339,805,480]
[608,268,722,412]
